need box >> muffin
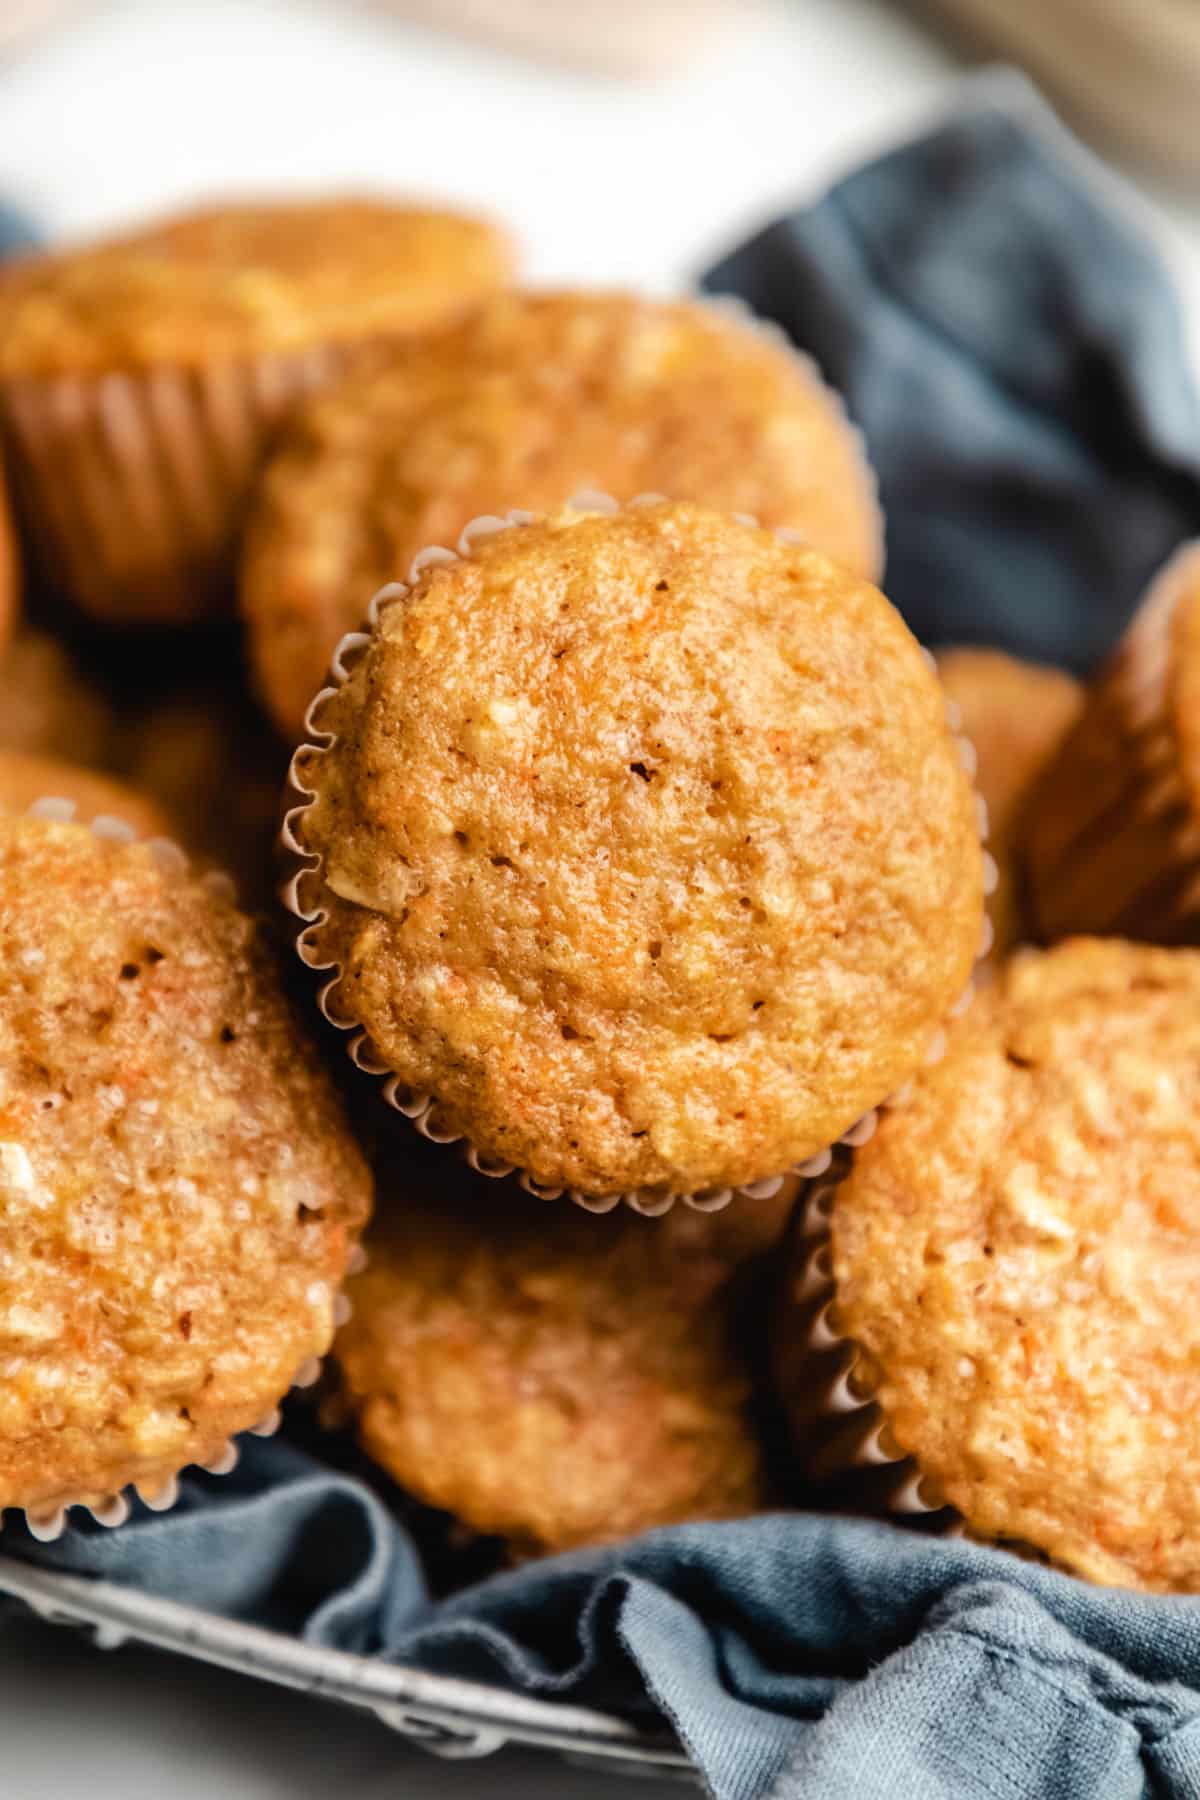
[1023,543,1200,944]
[117,679,288,911]
[241,289,883,738]
[0,199,514,626]
[333,1149,789,1556]
[0,813,371,1528]
[285,500,983,1201]
[935,648,1082,958]
[775,939,1200,1593]
[0,750,171,840]
[0,628,115,766]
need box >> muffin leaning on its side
[1022,543,1200,944]
[333,1148,793,1557]
[774,938,1200,1593]
[935,648,1083,960]
[286,500,983,1203]
[0,199,514,626]
[0,813,371,1527]
[241,289,883,739]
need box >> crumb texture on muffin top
[242,290,882,737]
[831,937,1200,1592]
[0,200,514,376]
[334,1155,773,1554]
[296,502,982,1195]
[0,815,371,1513]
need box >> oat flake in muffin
[0,814,371,1519]
[288,500,982,1199]
[797,938,1200,1593]
[241,289,883,738]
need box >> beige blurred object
[0,0,87,57]
[914,0,1200,181]
[370,0,749,76]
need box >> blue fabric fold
[16,1441,1200,1800]
[10,74,1200,1800]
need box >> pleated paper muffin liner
[1022,541,1200,944]
[283,492,991,1217]
[772,1167,963,1531]
[0,342,363,626]
[0,799,362,1542]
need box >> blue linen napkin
[11,74,1200,1800]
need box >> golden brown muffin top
[293,501,982,1196]
[334,1156,777,1555]
[0,750,172,841]
[0,630,115,766]
[830,938,1200,1593]
[0,814,371,1513]
[0,199,514,377]
[241,289,883,739]
[935,648,1083,957]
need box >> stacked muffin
[3,194,1196,1597]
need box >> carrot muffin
[0,198,514,626]
[286,501,982,1199]
[1023,543,1200,944]
[776,938,1200,1593]
[333,1150,786,1556]
[241,289,883,738]
[0,750,171,840]
[0,629,115,766]
[0,813,371,1524]
[935,648,1082,958]
[117,680,288,911]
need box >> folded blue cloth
[12,76,1200,1800]
[0,200,40,260]
[703,71,1200,673]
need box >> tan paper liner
[773,1165,963,1531]
[1022,541,1200,944]
[1,799,363,1543]
[282,490,992,1216]
[0,343,359,625]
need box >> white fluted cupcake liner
[283,492,989,1216]
[774,1171,961,1527]
[1,801,363,1540]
